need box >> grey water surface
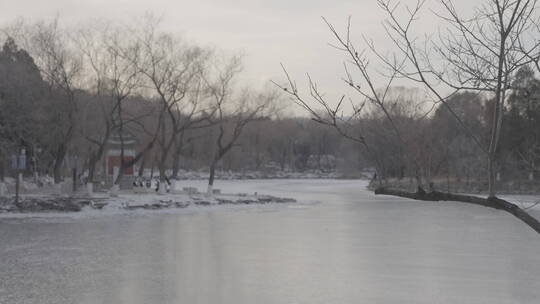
[1,179,539,304]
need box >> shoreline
[0,190,297,218]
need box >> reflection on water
[1,180,540,304]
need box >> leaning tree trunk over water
[375,187,540,234]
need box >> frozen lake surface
[1,179,540,303]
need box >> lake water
[1,179,539,304]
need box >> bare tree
[277,0,540,198]
[137,21,213,191]
[76,23,154,190]
[204,56,275,194]
[374,0,539,198]
[75,24,123,189]
[274,61,390,183]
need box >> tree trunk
[115,140,156,185]
[53,144,67,184]
[87,152,97,183]
[171,152,181,180]
[0,159,4,182]
[486,35,507,198]
[280,149,286,171]
[87,129,110,184]
[159,161,166,184]
[115,162,124,185]
[158,162,167,194]
[207,162,216,195]
[171,138,183,180]
[374,187,540,234]
[150,160,155,179]
[85,156,95,194]
[488,155,496,198]
[138,156,146,177]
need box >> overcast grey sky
[1,0,481,111]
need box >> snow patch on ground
[0,183,300,220]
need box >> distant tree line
[0,18,364,193]
[333,82,540,191]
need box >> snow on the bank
[1,179,357,220]
[0,184,300,220]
